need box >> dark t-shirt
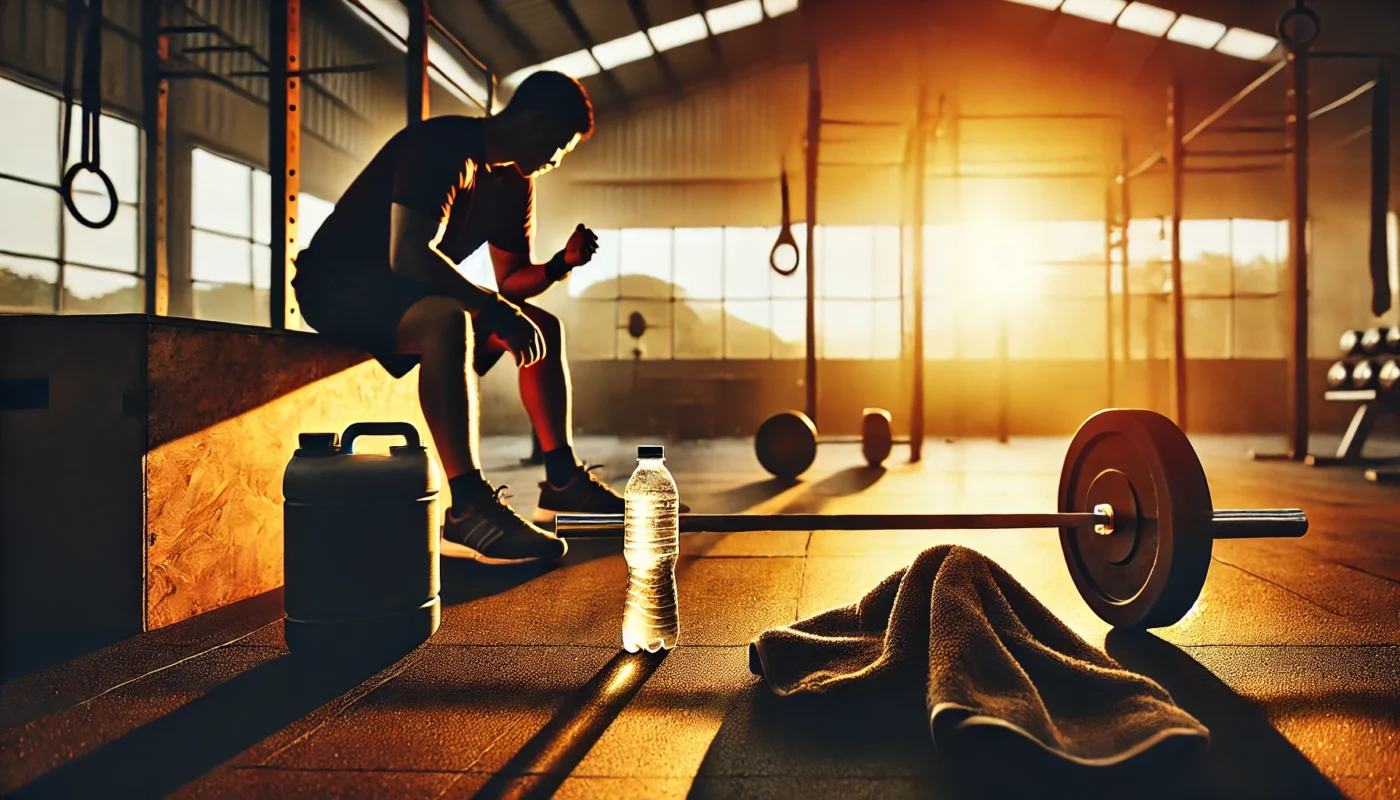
[298,115,533,274]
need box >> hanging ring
[61,162,119,229]
[769,168,800,277]
[1277,4,1320,49]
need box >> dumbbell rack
[1313,328,1400,483]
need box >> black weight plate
[755,411,818,478]
[1059,409,1214,628]
[861,408,893,467]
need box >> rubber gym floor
[1,433,1397,799]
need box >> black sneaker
[534,465,623,522]
[534,464,690,525]
[442,485,567,564]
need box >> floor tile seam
[258,648,428,766]
[1210,556,1353,618]
[50,621,283,714]
[1323,557,1400,588]
[457,767,935,779]
[234,765,465,776]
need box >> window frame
[0,72,144,315]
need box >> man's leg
[396,296,565,563]
[395,296,480,493]
[483,303,623,519]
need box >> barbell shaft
[559,511,1104,537]
[554,508,1308,539]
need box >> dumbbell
[562,409,1310,629]
[1352,359,1382,390]
[1360,326,1400,355]
[1379,358,1400,395]
[754,408,907,479]
[1327,360,1356,390]
[1340,329,1366,356]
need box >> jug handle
[341,422,422,454]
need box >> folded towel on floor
[748,544,1208,768]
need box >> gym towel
[748,544,1209,769]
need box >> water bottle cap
[637,445,664,459]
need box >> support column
[1119,133,1131,378]
[1103,179,1115,407]
[141,0,169,316]
[1285,49,1311,459]
[1168,83,1187,430]
[804,53,820,425]
[909,90,926,461]
[269,0,301,330]
[406,0,430,124]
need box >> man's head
[493,71,594,178]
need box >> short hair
[506,71,595,140]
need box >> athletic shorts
[292,255,505,380]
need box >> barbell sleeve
[1208,509,1308,539]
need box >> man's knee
[522,304,562,346]
[399,296,472,354]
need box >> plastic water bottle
[622,445,680,653]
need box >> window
[560,224,907,361]
[190,148,333,327]
[1120,217,1288,360]
[0,76,142,314]
[556,218,1287,362]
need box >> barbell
[755,408,905,479]
[558,409,1309,630]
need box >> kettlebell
[283,422,441,659]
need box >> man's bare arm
[389,203,496,312]
[490,245,553,302]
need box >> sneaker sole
[440,534,568,564]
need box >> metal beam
[804,52,819,425]
[141,0,169,316]
[269,0,301,330]
[909,91,927,462]
[476,0,543,64]
[1168,82,1187,431]
[545,0,629,106]
[1285,48,1311,460]
[694,0,727,78]
[623,0,683,99]
[406,0,429,123]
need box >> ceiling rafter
[544,0,633,107]
[693,0,729,78]
[623,0,684,99]
[475,0,543,65]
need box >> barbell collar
[1208,508,1308,539]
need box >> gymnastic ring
[770,233,800,277]
[61,161,119,230]
[1276,5,1320,49]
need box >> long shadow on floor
[474,649,667,799]
[7,648,416,800]
[777,466,886,514]
[698,476,799,514]
[1105,630,1345,799]
[439,559,559,606]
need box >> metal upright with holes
[140,0,170,316]
[269,0,301,331]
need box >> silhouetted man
[293,71,616,564]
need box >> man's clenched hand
[481,296,546,368]
[564,223,600,267]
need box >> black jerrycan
[283,422,441,658]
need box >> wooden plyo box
[0,315,436,670]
